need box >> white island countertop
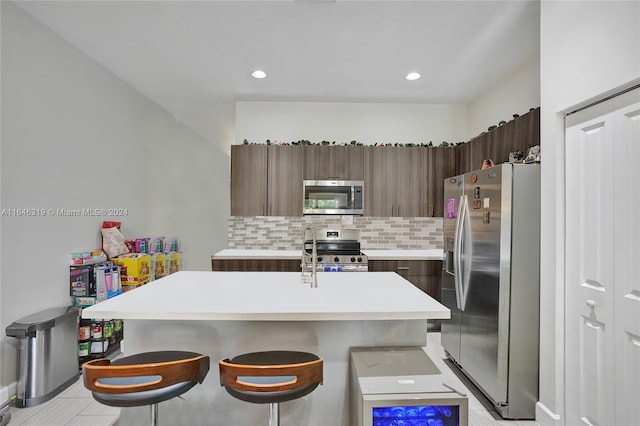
[82,270,449,321]
[212,249,443,260]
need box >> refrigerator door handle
[453,194,466,310]
[459,194,472,311]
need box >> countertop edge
[81,311,450,321]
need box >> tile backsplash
[228,216,443,250]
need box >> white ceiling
[14,0,540,142]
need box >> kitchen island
[82,271,449,426]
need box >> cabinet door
[454,140,471,176]
[468,136,488,172]
[364,147,396,216]
[368,260,441,300]
[364,147,423,217]
[427,148,456,217]
[267,146,304,216]
[394,148,423,217]
[424,261,443,302]
[231,145,268,216]
[332,146,364,180]
[304,146,364,180]
[510,107,540,160]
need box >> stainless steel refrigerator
[441,163,540,419]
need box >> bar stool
[219,350,323,426]
[82,351,210,426]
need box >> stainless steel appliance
[303,180,364,215]
[302,228,368,272]
[350,346,468,426]
[441,163,540,419]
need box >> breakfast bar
[82,270,450,425]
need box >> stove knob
[357,257,363,263]
[334,257,340,263]
[350,257,356,263]
[317,256,323,263]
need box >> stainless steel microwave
[303,180,364,215]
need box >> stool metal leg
[151,403,158,426]
[268,402,279,426]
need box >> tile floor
[424,333,540,426]
[6,333,540,426]
[6,380,118,426]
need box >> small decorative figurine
[481,159,495,169]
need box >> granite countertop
[81,270,450,321]
[212,249,443,261]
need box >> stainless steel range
[302,228,368,272]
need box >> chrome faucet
[301,225,318,288]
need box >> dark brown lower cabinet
[211,258,300,272]
[368,259,443,331]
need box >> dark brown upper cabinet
[230,107,540,217]
[425,147,456,217]
[303,145,364,180]
[364,146,423,217]
[267,146,304,216]
[230,145,268,216]
[461,107,540,175]
[231,145,304,216]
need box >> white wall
[538,1,640,425]
[467,56,541,139]
[236,102,468,147]
[0,2,231,396]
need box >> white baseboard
[536,401,562,426]
[0,382,16,407]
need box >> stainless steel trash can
[6,306,80,407]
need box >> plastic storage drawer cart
[6,306,80,407]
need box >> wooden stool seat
[83,351,210,426]
[219,350,323,425]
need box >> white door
[565,89,640,426]
[565,107,616,426]
[612,101,640,426]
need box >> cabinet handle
[397,266,410,271]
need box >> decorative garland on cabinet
[240,108,538,148]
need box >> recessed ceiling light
[251,70,267,79]
[405,72,421,81]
